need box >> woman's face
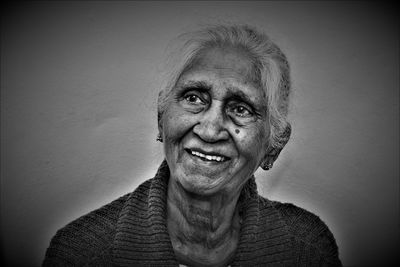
[161,47,270,196]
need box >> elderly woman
[43,24,341,266]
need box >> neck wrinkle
[149,159,261,265]
[167,177,241,232]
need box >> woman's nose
[192,104,229,143]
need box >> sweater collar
[113,160,261,266]
[112,160,179,266]
[231,167,261,264]
[150,160,263,265]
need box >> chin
[176,170,226,196]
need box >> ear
[157,112,163,134]
[260,146,282,170]
[156,109,164,143]
[157,91,164,134]
[260,124,291,170]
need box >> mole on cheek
[235,129,240,134]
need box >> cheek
[236,126,268,161]
[162,105,194,141]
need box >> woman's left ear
[260,146,282,170]
[261,124,291,170]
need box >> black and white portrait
[1,2,398,266]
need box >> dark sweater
[43,161,342,266]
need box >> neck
[167,179,241,266]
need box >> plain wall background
[1,1,398,266]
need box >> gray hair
[158,24,291,150]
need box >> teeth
[190,150,225,162]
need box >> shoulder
[259,198,341,265]
[43,179,153,266]
[43,194,129,266]
[268,201,327,232]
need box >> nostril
[193,123,229,143]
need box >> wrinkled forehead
[186,46,262,87]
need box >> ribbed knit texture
[43,160,342,266]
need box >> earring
[156,133,163,142]
[261,162,273,170]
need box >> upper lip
[185,147,231,159]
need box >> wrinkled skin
[161,47,270,197]
[160,47,271,266]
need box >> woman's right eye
[184,93,205,105]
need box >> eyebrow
[180,80,211,91]
[225,88,253,103]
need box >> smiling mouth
[186,149,229,163]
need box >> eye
[183,92,205,105]
[234,105,252,117]
[178,90,208,113]
[228,103,253,118]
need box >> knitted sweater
[43,161,342,266]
